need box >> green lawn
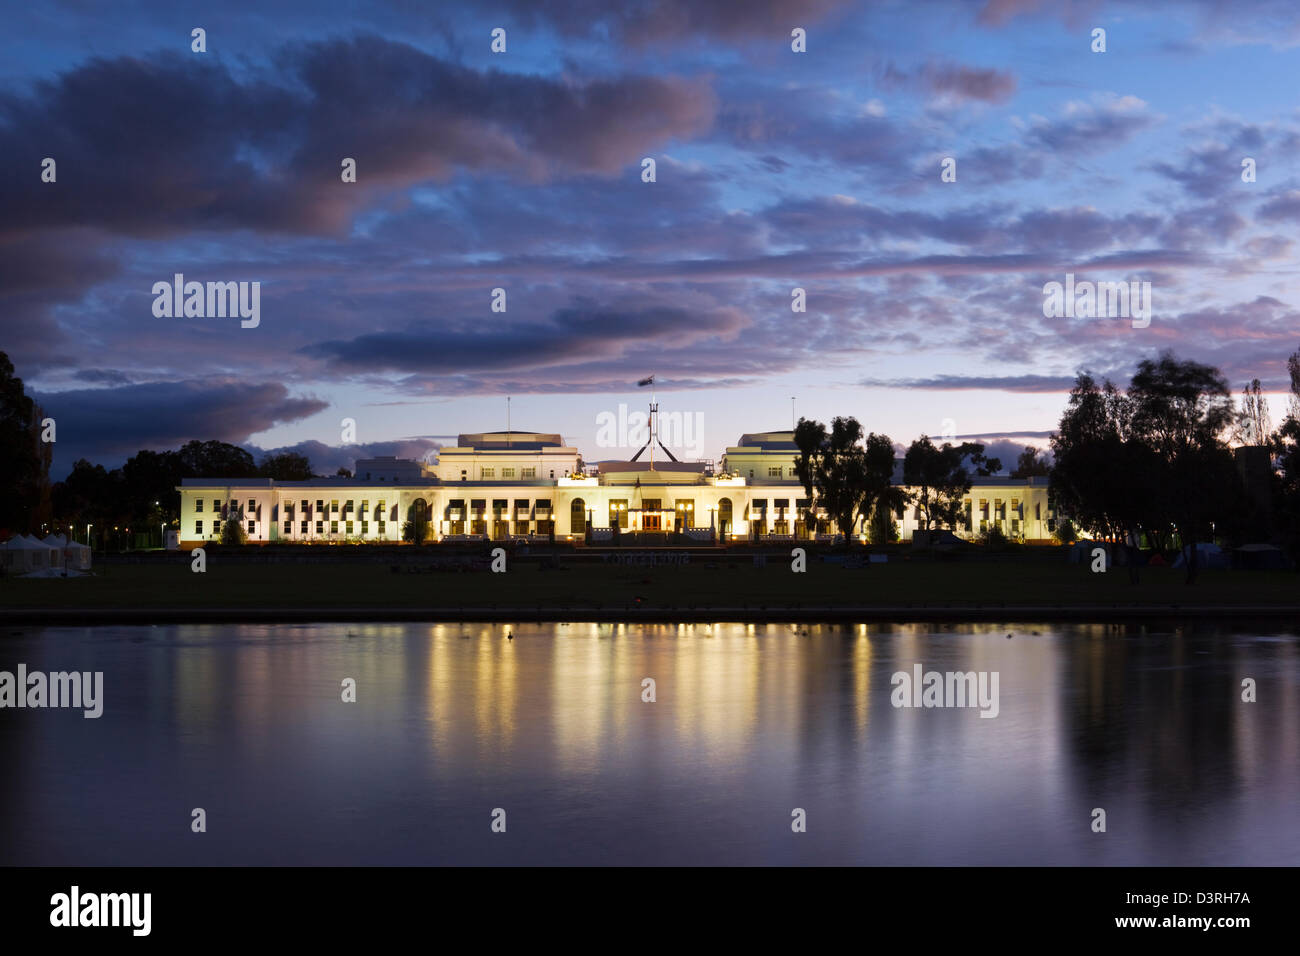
[2,557,1297,610]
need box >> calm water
[1,621,1297,865]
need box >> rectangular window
[522,467,536,478]
[214,520,222,533]
[502,468,516,479]
[300,521,308,534]
[195,521,203,534]
[346,521,354,534]
[345,499,354,514]
[248,521,255,534]
[248,499,256,512]
[1035,502,1041,521]
[378,522,386,534]
[195,499,204,513]
[316,499,324,513]
[481,468,495,478]
[212,499,220,513]
[768,467,783,477]
[283,521,291,535]
[301,499,309,512]
[331,521,339,534]
[362,521,369,534]
[331,500,339,513]
[316,521,324,534]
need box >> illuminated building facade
[176,429,1057,547]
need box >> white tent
[42,533,90,570]
[1,536,51,573]
[26,535,63,567]
[64,540,92,570]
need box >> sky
[4,0,1300,478]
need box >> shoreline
[5,604,1299,625]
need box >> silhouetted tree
[1273,346,1300,564]
[1009,446,1051,478]
[259,451,314,481]
[0,351,50,534]
[1128,352,1237,584]
[902,437,999,532]
[794,416,900,546]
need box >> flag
[637,375,654,387]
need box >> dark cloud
[0,37,716,240]
[481,0,854,44]
[301,303,748,375]
[860,374,1080,391]
[36,380,329,472]
[72,369,135,386]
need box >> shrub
[867,507,898,544]
[978,525,1009,549]
[221,508,248,546]
[1052,518,1077,545]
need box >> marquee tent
[0,536,51,573]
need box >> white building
[176,428,1058,547]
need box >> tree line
[792,349,1300,583]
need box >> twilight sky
[4,0,1300,478]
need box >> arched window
[570,498,586,534]
[718,497,733,534]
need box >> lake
[1,621,1296,865]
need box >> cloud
[879,60,1018,104]
[1021,94,1159,155]
[860,373,1081,391]
[301,303,749,375]
[0,37,716,240]
[36,380,329,471]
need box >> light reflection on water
[0,621,1296,865]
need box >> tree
[867,504,898,544]
[1272,346,1300,564]
[902,437,999,533]
[221,506,248,546]
[1127,352,1238,584]
[176,440,257,479]
[403,501,431,544]
[794,417,900,546]
[1052,517,1077,544]
[1235,379,1272,447]
[1009,446,1051,478]
[336,467,353,478]
[120,449,184,526]
[0,351,50,534]
[1050,372,1163,582]
[259,452,314,481]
